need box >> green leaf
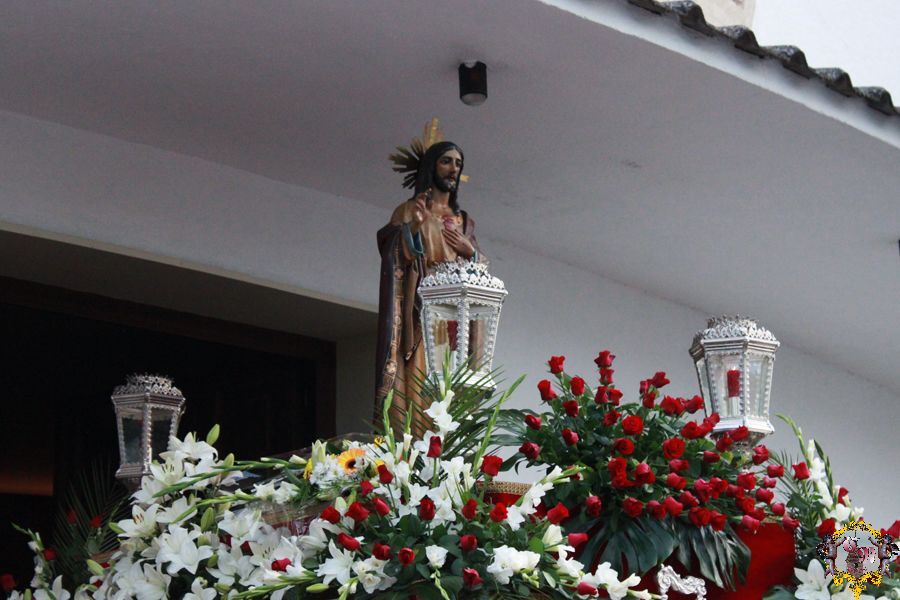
[528,537,545,554]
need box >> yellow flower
[303,460,314,480]
[336,448,366,475]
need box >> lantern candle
[727,369,741,397]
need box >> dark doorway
[0,277,335,581]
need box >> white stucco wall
[1,110,895,528]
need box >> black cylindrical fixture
[458,61,487,106]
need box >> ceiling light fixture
[458,61,487,106]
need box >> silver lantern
[690,316,780,447]
[418,260,507,390]
[112,374,186,486]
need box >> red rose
[886,520,900,538]
[737,472,757,491]
[613,438,635,456]
[398,547,415,566]
[373,543,392,560]
[608,457,627,477]
[359,480,374,496]
[711,512,728,532]
[562,428,579,446]
[547,502,570,524]
[607,388,623,405]
[710,477,728,497]
[649,371,670,388]
[771,502,786,516]
[337,533,361,551]
[461,498,478,520]
[792,462,811,480]
[66,509,77,525]
[647,500,667,520]
[703,413,720,429]
[599,368,615,386]
[755,488,774,504]
[585,495,602,517]
[782,514,800,532]
[570,376,586,396]
[321,506,341,523]
[736,497,756,514]
[668,459,690,473]
[837,487,850,506]
[42,548,57,561]
[752,445,770,465]
[490,502,508,522]
[377,464,394,484]
[740,515,760,533]
[726,484,745,498]
[563,400,580,417]
[459,534,478,552]
[538,379,557,401]
[660,396,685,416]
[346,501,370,523]
[594,350,615,368]
[715,435,734,452]
[1,574,15,593]
[731,426,749,441]
[666,473,687,490]
[271,558,292,572]
[680,421,704,440]
[549,355,566,374]
[594,387,609,404]
[371,497,390,517]
[703,451,720,463]
[427,435,443,458]
[817,518,837,537]
[568,532,589,548]
[463,567,482,589]
[576,582,599,596]
[635,462,655,485]
[602,411,621,426]
[763,477,778,488]
[419,497,436,521]
[622,415,644,436]
[90,515,103,529]
[525,414,542,430]
[679,491,699,508]
[694,479,712,503]
[519,442,541,460]
[662,438,685,459]
[642,389,657,408]
[622,497,644,518]
[689,507,712,527]
[664,496,684,517]
[684,395,705,413]
[481,455,503,477]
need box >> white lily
[34,576,71,600]
[156,525,213,575]
[316,540,355,586]
[794,559,832,600]
[426,545,449,568]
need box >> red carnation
[817,518,837,537]
[490,502,508,522]
[837,487,850,506]
[562,428,579,446]
[752,445,770,465]
[602,411,621,426]
[767,464,784,478]
[563,400,580,417]
[481,455,503,477]
[463,567,482,589]
[703,451,720,463]
[683,395,705,413]
[622,415,644,436]
[647,500,667,520]
[662,438,685,459]
[337,533,360,551]
[622,497,644,518]
[568,532,589,548]
[419,497,436,521]
[666,473,687,491]
[771,502,786,516]
[577,582,599,596]
[549,355,566,374]
[427,435,443,458]
[782,514,800,532]
[42,548,57,561]
[585,495,602,517]
[570,376,586,396]
[737,472,757,491]
[660,396,685,416]
[359,480,374,496]
[371,497,390,517]
[519,442,541,460]
[373,543,392,560]
[680,421,704,440]
[635,462,655,485]
[547,502,570,524]
[664,496,684,517]
[740,515,760,533]
[398,547,415,566]
[271,558,291,572]
[525,414,542,430]
[613,438,634,456]
[346,501,370,523]
[668,458,690,473]
[321,506,341,523]
[594,350,615,368]
[538,379,557,401]
[731,426,749,441]
[792,462,811,480]
[689,507,712,527]
[377,464,394,484]
[599,368,615,386]
[460,534,478,552]
[90,515,103,529]
[462,498,478,520]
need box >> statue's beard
[433,175,458,193]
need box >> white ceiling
[1,1,898,392]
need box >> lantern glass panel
[427,304,459,370]
[709,352,742,418]
[467,305,494,370]
[695,358,711,415]
[120,407,145,463]
[744,353,763,417]
[151,407,173,457]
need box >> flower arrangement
[4,372,654,600]
[507,351,787,590]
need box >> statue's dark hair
[414,141,464,215]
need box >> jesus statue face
[433,149,463,193]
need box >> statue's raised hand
[412,189,432,225]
